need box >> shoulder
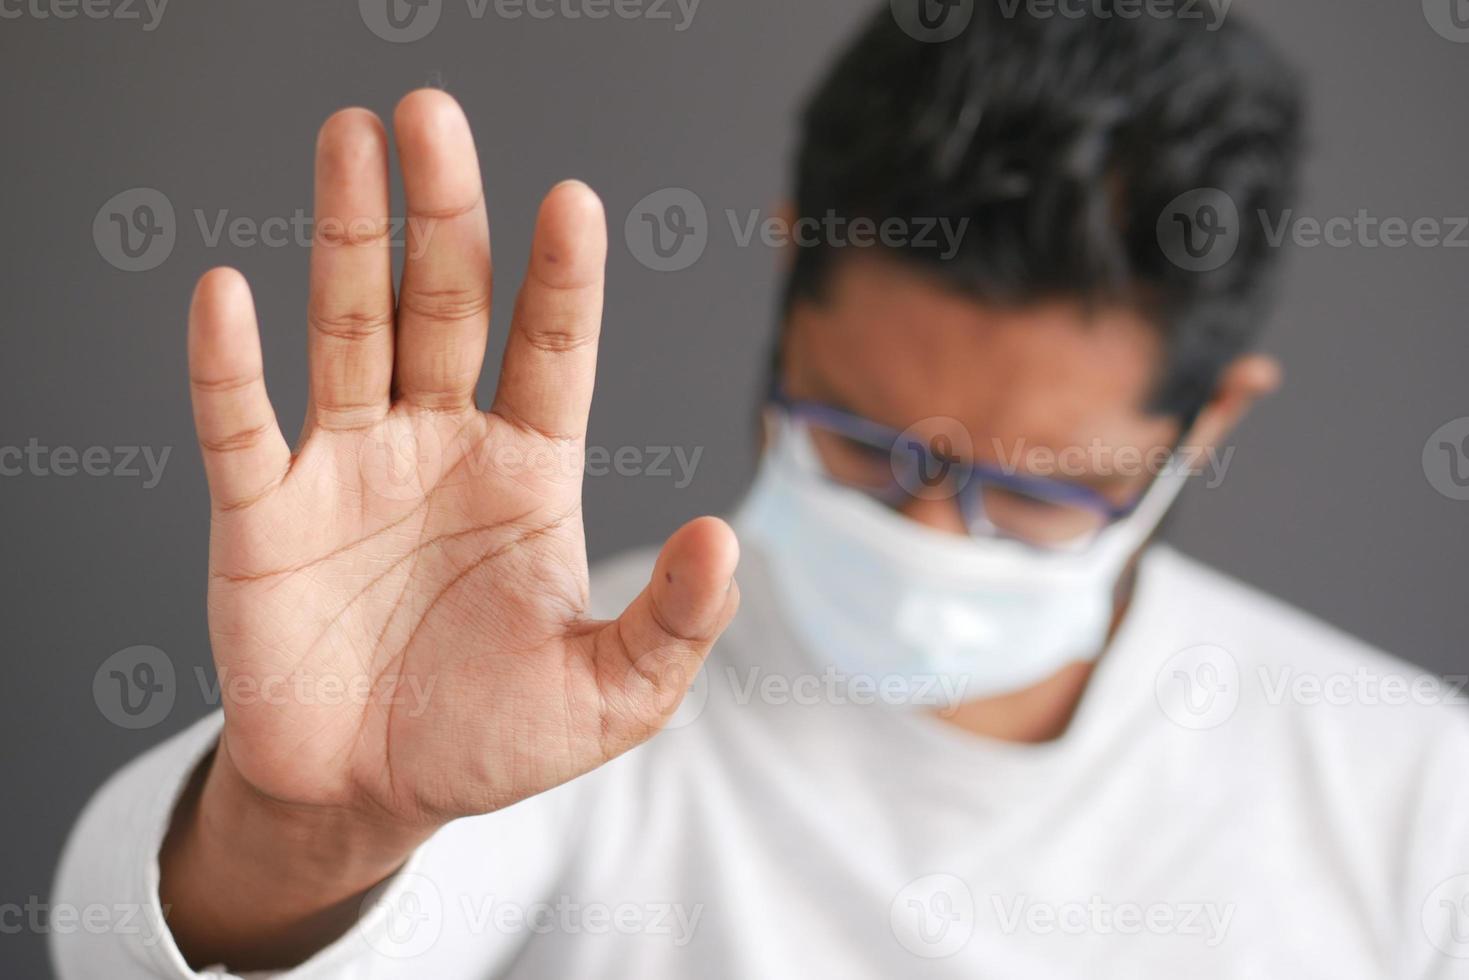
[1149,545,1460,700]
[1144,544,1469,794]
[1142,549,1469,963]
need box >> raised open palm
[187,90,739,832]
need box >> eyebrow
[794,373,881,426]
[797,372,856,410]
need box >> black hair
[781,0,1304,419]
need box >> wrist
[203,733,430,887]
[158,731,434,969]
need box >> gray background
[2,0,1466,974]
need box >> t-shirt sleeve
[49,710,592,980]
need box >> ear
[774,200,797,269]
[1185,353,1283,451]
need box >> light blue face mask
[734,415,1191,704]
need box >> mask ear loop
[1098,391,1210,525]
[964,407,1207,552]
[1104,423,1202,558]
[957,479,999,538]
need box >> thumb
[597,516,740,743]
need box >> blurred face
[777,255,1260,546]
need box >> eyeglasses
[769,383,1162,549]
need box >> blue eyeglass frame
[768,382,1151,534]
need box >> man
[52,3,1469,977]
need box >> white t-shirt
[51,543,1469,978]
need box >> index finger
[490,180,606,442]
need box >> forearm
[158,734,431,972]
[54,711,590,980]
